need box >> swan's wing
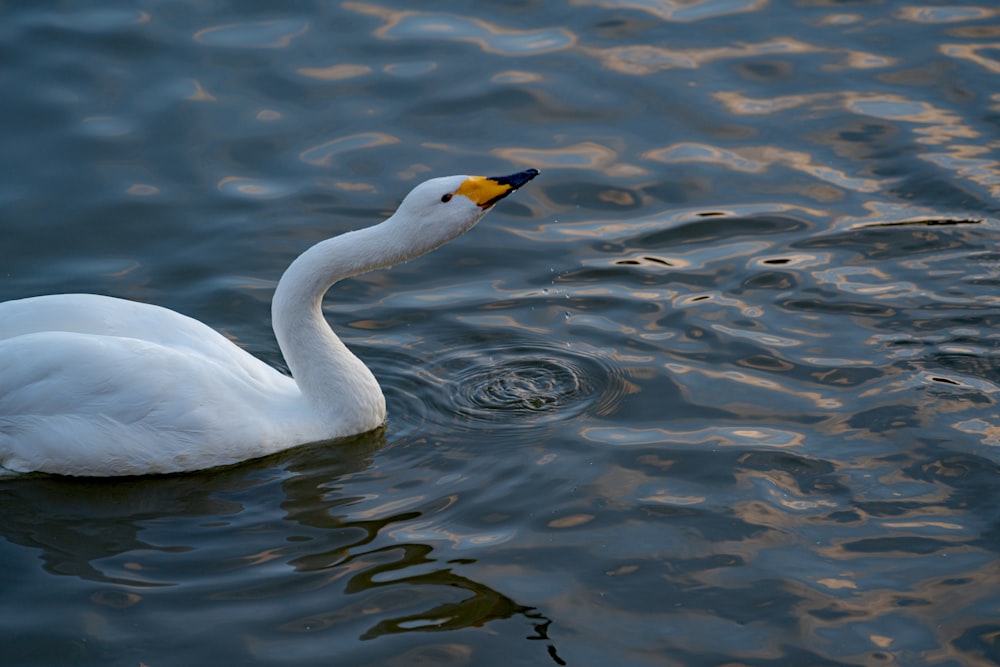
[0,293,212,341]
[0,331,299,475]
[0,293,279,385]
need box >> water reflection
[0,437,376,585]
[0,434,564,663]
[299,132,400,167]
[193,20,309,49]
[345,2,575,54]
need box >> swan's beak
[453,168,540,209]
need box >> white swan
[0,169,539,477]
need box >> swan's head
[391,169,539,245]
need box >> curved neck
[269,207,481,430]
[271,223,406,430]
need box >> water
[2,1,1000,665]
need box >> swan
[0,168,539,477]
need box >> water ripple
[380,334,632,434]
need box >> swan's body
[0,169,538,476]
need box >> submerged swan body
[0,169,539,476]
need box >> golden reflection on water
[922,145,1000,197]
[193,19,309,48]
[490,70,543,84]
[216,175,289,199]
[709,323,800,348]
[343,2,575,55]
[493,142,623,171]
[831,50,897,70]
[125,184,158,196]
[953,417,1000,447]
[646,142,883,193]
[588,38,892,76]
[938,42,1000,74]
[585,38,830,74]
[581,425,805,448]
[456,314,551,335]
[899,6,999,24]
[848,99,976,147]
[256,109,282,121]
[296,63,372,81]
[184,79,216,101]
[666,361,845,409]
[714,89,976,151]
[709,86,1000,197]
[547,513,595,529]
[571,0,766,22]
[299,132,400,167]
[328,180,378,193]
[675,290,765,317]
[644,143,764,173]
[748,252,829,269]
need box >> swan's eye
[441,193,453,203]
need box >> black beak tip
[512,168,540,188]
[490,168,541,190]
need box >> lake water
[2,1,1000,665]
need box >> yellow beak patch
[453,176,512,209]
[452,169,539,209]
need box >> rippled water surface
[3,1,1000,665]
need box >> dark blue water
[3,1,1000,665]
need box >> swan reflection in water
[0,436,565,664]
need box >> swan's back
[1,294,269,374]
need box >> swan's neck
[270,205,483,431]
[271,221,410,431]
